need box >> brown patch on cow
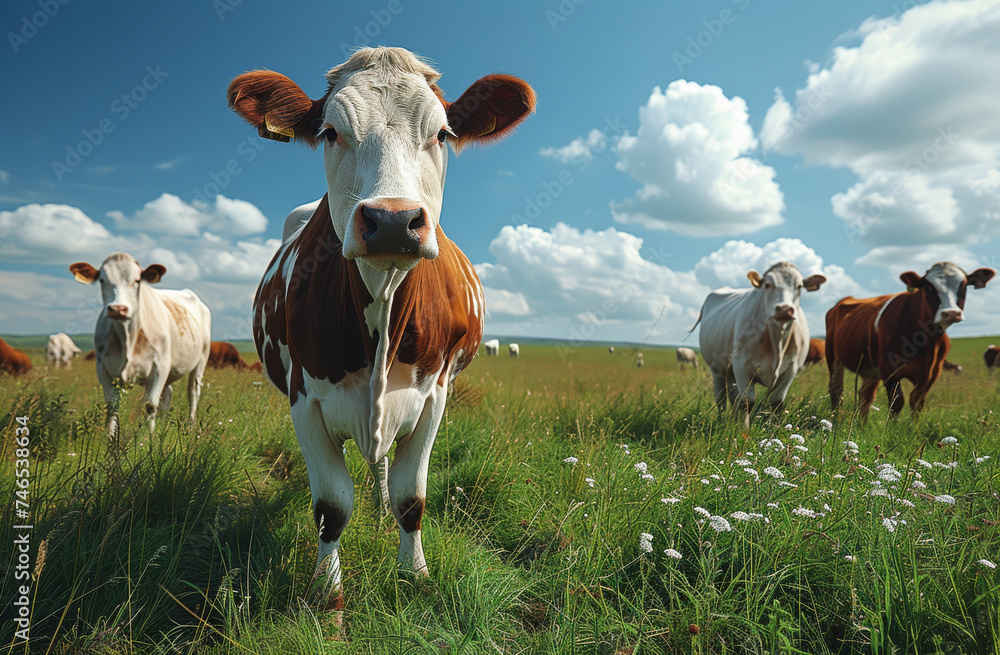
[397,496,425,533]
[314,499,348,544]
[84,349,96,361]
[805,338,825,366]
[134,327,150,353]
[985,346,1000,370]
[162,299,191,337]
[0,337,32,376]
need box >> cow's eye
[437,128,448,144]
[324,127,338,144]
[763,282,772,289]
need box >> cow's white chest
[303,359,443,446]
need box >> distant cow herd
[4,46,1000,614]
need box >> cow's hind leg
[187,359,207,427]
[293,398,354,609]
[388,385,448,577]
[883,376,906,417]
[710,368,729,413]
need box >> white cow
[44,333,82,368]
[676,346,698,368]
[483,339,500,356]
[70,253,212,436]
[636,352,644,368]
[508,343,520,358]
[695,262,825,424]
[608,346,615,354]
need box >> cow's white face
[748,262,826,324]
[69,252,164,322]
[321,68,447,277]
[902,262,995,328]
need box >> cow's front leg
[143,364,169,436]
[731,357,756,426]
[293,397,353,610]
[187,360,207,427]
[768,367,798,417]
[98,366,121,438]
[388,386,447,577]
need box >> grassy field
[1,337,999,654]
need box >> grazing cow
[984,345,1000,371]
[229,47,534,609]
[483,339,500,356]
[676,347,698,368]
[508,343,520,358]
[69,253,212,436]
[636,352,644,368]
[805,338,826,367]
[826,262,994,418]
[0,337,32,376]
[84,349,96,361]
[608,346,615,354]
[941,360,963,374]
[44,333,82,368]
[208,341,261,371]
[696,262,826,423]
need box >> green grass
[2,341,999,654]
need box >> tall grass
[1,342,999,653]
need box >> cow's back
[697,288,750,371]
[0,337,32,375]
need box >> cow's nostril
[360,207,379,241]
[407,212,426,232]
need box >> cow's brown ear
[803,274,827,292]
[69,262,99,284]
[446,74,536,153]
[141,264,166,284]
[967,267,995,289]
[227,70,326,147]
[899,271,922,291]
[747,270,762,287]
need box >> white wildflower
[977,559,997,569]
[940,436,958,445]
[730,511,752,521]
[700,478,710,485]
[767,502,779,509]
[792,507,817,518]
[935,494,957,505]
[833,474,846,479]
[869,488,889,498]
[883,518,898,533]
[585,478,596,488]
[694,506,712,518]
[819,419,833,430]
[844,555,857,562]
[641,473,654,483]
[946,461,958,469]
[842,441,860,452]
[794,445,808,453]
[709,516,732,532]
[744,467,760,479]
[734,458,752,467]
[661,497,682,504]
[911,480,927,490]
[790,434,805,444]
[664,548,683,560]
[784,424,794,429]
[639,532,653,554]
[895,498,915,508]
[975,455,991,464]
[763,467,784,480]
[777,481,798,488]
[563,456,579,465]
[878,467,902,483]
[634,462,648,474]
[915,459,932,468]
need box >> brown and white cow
[70,253,212,436]
[44,332,83,368]
[207,341,261,371]
[804,338,825,367]
[826,262,994,418]
[228,47,534,608]
[0,337,32,376]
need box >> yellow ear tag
[261,113,294,142]
[475,115,497,138]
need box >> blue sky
[3,0,1000,344]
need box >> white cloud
[475,224,861,342]
[0,203,136,264]
[109,193,268,237]
[0,170,10,184]
[610,80,784,237]
[540,129,612,165]
[762,0,1000,262]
